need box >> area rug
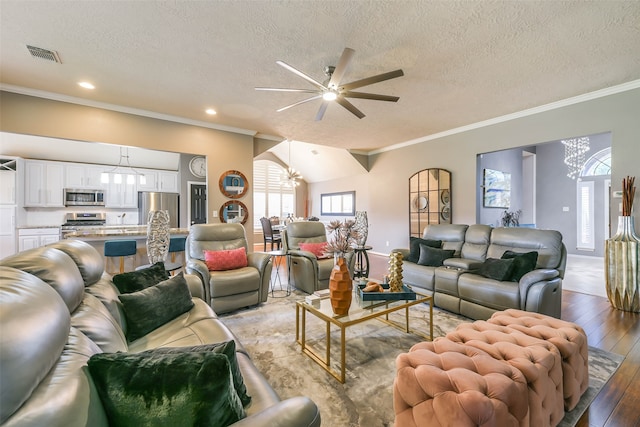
[221,290,623,427]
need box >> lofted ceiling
[1,0,639,155]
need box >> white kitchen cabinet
[24,160,64,207]
[105,179,137,208]
[137,170,178,193]
[18,227,60,251]
[0,167,16,205]
[65,163,106,189]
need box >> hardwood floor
[258,244,640,425]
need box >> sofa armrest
[288,249,320,266]
[392,248,410,260]
[231,397,321,427]
[518,269,560,307]
[183,273,204,300]
[185,259,210,302]
[443,258,483,271]
[247,252,273,303]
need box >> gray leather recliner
[185,223,272,314]
[282,221,355,294]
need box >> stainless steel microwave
[63,189,106,206]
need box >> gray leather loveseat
[395,224,566,320]
[0,239,320,427]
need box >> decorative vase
[388,251,404,292]
[147,210,171,264]
[354,211,368,247]
[329,256,353,315]
[605,216,640,312]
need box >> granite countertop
[63,226,189,239]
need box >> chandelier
[101,147,145,185]
[561,136,590,179]
[281,140,302,187]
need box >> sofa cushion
[478,258,515,281]
[407,237,442,263]
[112,262,169,294]
[205,247,248,271]
[118,273,194,341]
[417,244,454,267]
[142,341,251,406]
[299,242,329,259]
[87,350,245,427]
[501,250,539,281]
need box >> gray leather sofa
[395,224,566,320]
[0,239,320,427]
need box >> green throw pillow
[118,273,194,342]
[501,250,539,282]
[87,350,245,427]
[478,258,515,281]
[408,237,442,263]
[113,262,169,294]
[144,341,251,406]
[416,244,455,267]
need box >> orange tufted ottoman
[394,339,530,427]
[487,309,588,411]
[445,321,564,427]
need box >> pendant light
[101,147,146,185]
[281,140,302,187]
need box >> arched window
[581,147,611,177]
[253,160,295,230]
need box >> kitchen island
[62,225,189,274]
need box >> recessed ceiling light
[205,108,217,115]
[78,81,95,90]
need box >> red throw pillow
[204,248,248,271]
[299,242,328,259]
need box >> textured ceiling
[1,1,639,152]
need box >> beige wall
[308,88,640,255]
[0,91,256,245]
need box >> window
[321,191,355,216]
[253,160,295,230]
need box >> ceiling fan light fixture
[322,91,338,101]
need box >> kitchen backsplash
[20,208,139,227]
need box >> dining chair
[260,217,282,251]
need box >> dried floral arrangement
[622,176,636,216]
[325,219,360,256]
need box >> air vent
[26,45,62,63]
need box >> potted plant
[501,209,522,227]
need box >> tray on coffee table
[357,283,417,301]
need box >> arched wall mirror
[220,200,248,225]
[410,168,451,237]
[219,170,248,199]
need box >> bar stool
[165,236,186,274]
[104,240,137,274]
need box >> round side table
[267,249,290,297]
[353,245,373,278]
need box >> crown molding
[369,79,640,156]
[0,84,258,136]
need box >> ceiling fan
[256,48,404,120]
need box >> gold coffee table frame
[295,289,433,383]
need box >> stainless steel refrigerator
[138,192,180,228]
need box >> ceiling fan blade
[315,101,329,121]
[328,47,355,88]
[276,94,323,112]
[340,69,404,91]
[335,96,365,119]
[276,60,327,91]
[342,91,400,102]
[255,87,320,94]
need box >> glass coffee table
[295,288,432,383]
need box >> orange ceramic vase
[329,256,352,315]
